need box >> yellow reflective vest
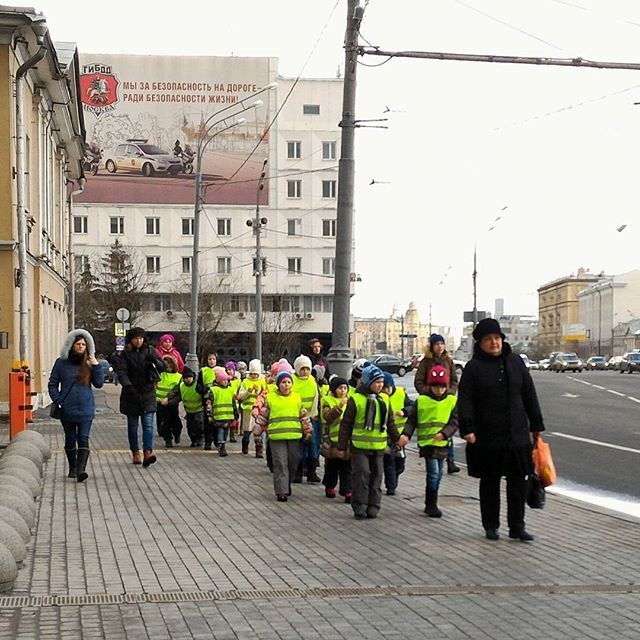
[200,366,215,389]
[415,395,457,448]
[240,377,267,411]
[210,385,236,422]
[386,387,408,434]
[180,382,204,415]
[156,372,182,401]
[266,391,303,441]
[292,375,317,412]
[320,394,344,444]
[350,392,390,451]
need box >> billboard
[562,323,587,341]
[77,54,273,206]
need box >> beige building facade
[0,6,85,410]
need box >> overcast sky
[20,0,640,334]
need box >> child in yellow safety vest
[225,360,241,442]
[166,367,206,447]
[320,376,352,503]
[292,355,320,483]
[381,372,413,496]
[337,364,400,520]
[155,355,183,448]
[237,359,267,457]
[205,366,239,456]
[398,364,458,518]
[254,369,312,502]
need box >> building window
[287,180,302,199]
[182,256,192,274]
[217,257,231,274]
[288,257,302,274]
[322,296,333,313]
[146,256,160,274]
[74,255,90,273]
[153,295,171,312]
[109,217,124,234]
[303,104,320,115]
[230,296,241,313]
[322,180,337,198]
[322,141,336,160]
[287,141,301,159]
[217,218,231,236]
[287,218,302,236]
[322,257,335,276]
[322,219,336,237]
[182,218,194,236]
[73,216,88,234]
[146,217,160,235]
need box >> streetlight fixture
[185,83,277,372]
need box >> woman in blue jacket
[48,329,104,482]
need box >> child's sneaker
[218,443,228,457]
[276,494,288,502]
[344,492,352,504]
[325,488,336,499]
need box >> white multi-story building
[71,54,351,362]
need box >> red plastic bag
[533,436,556,487]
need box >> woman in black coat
[458,318,545,542]
[113,327,165,467]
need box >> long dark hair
[68,338,92,386]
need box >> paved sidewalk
[0,384,639,639]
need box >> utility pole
[247,159,268,365]
[472,244,478,327]
[326,0,364,379]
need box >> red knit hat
[428,364,449,387]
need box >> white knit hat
[248,359,262,374]
[293,355,312,375]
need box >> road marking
[561,393,580,398]
[592,385,606,390]
[607,389,625,397]
[627,396,640,403]
[550,432,640,454]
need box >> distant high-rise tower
[495,298,504,319]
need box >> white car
[104,139,182,177]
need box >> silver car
[104,139,182,177]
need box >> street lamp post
[184,84,276,373]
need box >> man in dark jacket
[114,327,165,467]
[457,318,545,542]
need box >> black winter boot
[76,448,90,483]
[65,448,77,479]
[424,489,442,517]
[447,459,460,474]
[306,460,321,483]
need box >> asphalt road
[396,368,640,509]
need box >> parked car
[97,358,114,383]
[606,355,624,370]
[538,358,551,371]
[104,139,182,177]
[519,354,532,369]
[619,352,640,373]
[452,359,466,375]
[367,354,414,377]
[549,352,583,373]
[585,356,607,371]
[410,353,423,369]
[528,360,540,370]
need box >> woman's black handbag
[526,472,546,509]
[49,403,62,419]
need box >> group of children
[154,344,459,521]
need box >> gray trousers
[351,450,383,517]
[270,439,300,496]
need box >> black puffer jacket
[457,341,545,476]
[114,341,165,416]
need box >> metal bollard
[8,361,27,439]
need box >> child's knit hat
[360,365,384,389]
[276,370,293,386]
[428,364,449,387]
[214,366,232,384]
[293,355,312,375]
[382,372,395,389]
[248,359,262,374]
[329,376,348,394]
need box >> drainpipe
[67,178,86,331]
[15,21,47,364]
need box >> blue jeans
[426,458,444,492]
[300,419,321,468]
[61,419,93,449]
[127,413,155,452]
[216,426,229,445]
